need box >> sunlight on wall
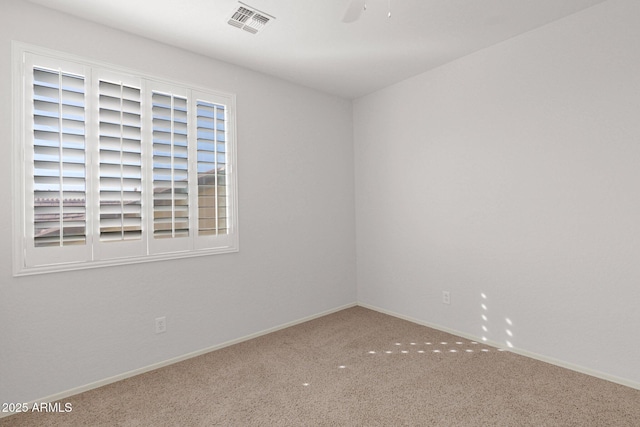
[505,317,514,348]
[481,292,515,348]
[481,292,489,342]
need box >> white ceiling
[26,0,608,99]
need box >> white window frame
[12,43,239,276]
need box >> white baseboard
[358,302,640,392]
[0,302,357,419]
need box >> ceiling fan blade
[342,0,366,23]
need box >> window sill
[13,244,239,277]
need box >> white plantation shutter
[151,90,190,242]
[192,89,237,251]
[16,46,238,275]
[196,100,228,236]
[32,67,87,248]
[98,79,143,242]
[23,54,91,269]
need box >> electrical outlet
[155,316,166,334]
[442,291,451,305]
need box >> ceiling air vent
[228,2,275,34]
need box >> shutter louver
[152,92,189,239]
[98,80,143,242]
[197,101,228,236]
[32,67,86,247]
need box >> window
[13,44,238,275]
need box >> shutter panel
[98,80,143,242]
[152,91,189,239]
[32,67,86,247]
[196,100,228,236]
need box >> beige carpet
[2,306,639,426]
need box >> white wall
[0,0,356,403]
[355,0,640,386]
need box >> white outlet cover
[155,316,167,333]
[442,291,451,304]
